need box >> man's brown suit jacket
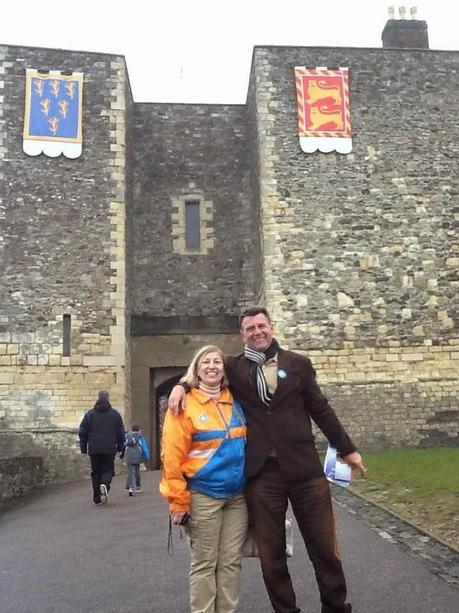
[225,348,356,481]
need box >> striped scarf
[244,339,279,405]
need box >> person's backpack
[139,435,150,461]
[126,432,139,448]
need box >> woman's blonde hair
[180,345,228,389]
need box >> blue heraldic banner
[23,69,83,159]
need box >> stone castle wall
[246,55,265,303]
[130,103,256,324]
[0,45,131,486]
[128,102,257,450]
[250,46,458,449]
[0,39,458,502]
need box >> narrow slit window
[185,200,201,250]
[63,314,71,356]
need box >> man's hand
[342,451,366,478]
[168,385,186,416]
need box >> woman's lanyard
[212,399,232,439]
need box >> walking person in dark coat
[78,390,125,505]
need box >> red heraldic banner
[295,66,352,154]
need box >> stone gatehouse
[0,16,457,493]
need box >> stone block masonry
[0,45,130,486]
[131,103,256,320]
[249,46,458,449]
[307,344,458,450]
[0,456,44,509]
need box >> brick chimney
[382,6,429,49]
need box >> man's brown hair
[239,305,271,329]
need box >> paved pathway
[0,469,457,613]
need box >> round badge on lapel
[199,413,209,423]
[278,369,287,379]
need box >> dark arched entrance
[153,373,182,469]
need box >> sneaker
[100,484,108,504]
[128,489,134,497]
[94,501,102,506]
[135,487,143,493]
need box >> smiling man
[169,305,365,613]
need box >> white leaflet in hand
[324,445,352,487]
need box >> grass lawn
[354,447,459,498]
[350,447,459,549]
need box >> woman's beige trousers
[188,491,248,613]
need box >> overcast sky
[1,1,457,103]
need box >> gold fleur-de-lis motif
[48,116,59,135]
[49,80,60,97]
[33,79,45,97]
[58,99,69,118]
[40,98,51,116]
[65,82,75,99]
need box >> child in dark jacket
[124,424,149,496]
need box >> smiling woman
[197,349,224,389]
[159,344,247,613]
[181,345,229,390]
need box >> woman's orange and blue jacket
[160,387,246,512]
